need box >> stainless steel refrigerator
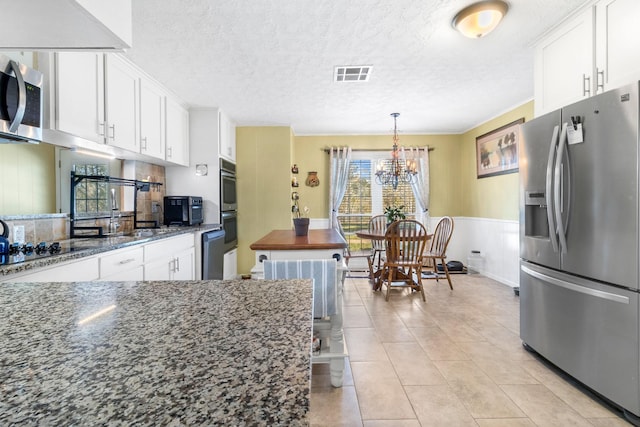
[520,81,640,419]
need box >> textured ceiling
[125,0,590,135]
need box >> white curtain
[328,146,352,229]
[404,146,430,229]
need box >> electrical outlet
[13,225,25,244]
[151,202,160,213]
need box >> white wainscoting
[316,216,520,288]
[429,216,519,288]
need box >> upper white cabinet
[219,110,236,162]
[1,0,131,51]
[105,54,139,152]
[165,97,190,166]
[594,0,640,92]
[535,0,640,115]
[139,79,166,160]
[56,52,105,143]
[49,52,189,165]
[534,8,594,115]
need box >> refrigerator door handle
[545,125,560,252]
[521,265,630,304]
[554,123,568,253]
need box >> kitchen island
[0,279,313,426]
[250,228,348,388]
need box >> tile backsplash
[0,160,167,242]
[0,215,68,243]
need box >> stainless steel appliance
[221,211,238,252]
[163,196,204,226]
[202,229,225,279]
[0,54,43,144]
[220,158,237,212]
[519,81,640,421]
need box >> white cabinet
[223,248,238,280]
[55,52,105,143]
[165,97,190,166]
[2,256,100,283]
[219,110,236,162]
[534,7,594,115]
[173,247,196,280]
[139,78,166,160]
[98,246,144,281]
[105,54,139,152]
[535,1,640,115]
[144,234,195,280]
[594,0,640,92]
[51,52,189,164]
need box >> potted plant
[384,205,405,226]
[292,192,310,236]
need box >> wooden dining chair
[368,214,388,281]
[337,219,373,278]
[381,219,429,301]
[422,216,455,290]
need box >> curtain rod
[323,147,434,153]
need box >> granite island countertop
[0,279,313,426]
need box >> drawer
[100,246,144,278]
[99,265,144,281]
[144,233,194,262]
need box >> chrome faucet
[109,188,120,234]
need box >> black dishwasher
[202,229,225,279]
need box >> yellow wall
[236,101,533,274]
[460,101,534,220]
[236,127,293,274]
[293,134,463,217]
[0,144,56,215]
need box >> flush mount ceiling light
[452,1,509,38]
[334,66,372,82]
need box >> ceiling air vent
[334,66,372,82]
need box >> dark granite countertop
[0,279,313,426]
[0,224,221,278]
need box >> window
[338,154,417,253]
[74,164,109,214]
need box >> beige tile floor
[309,273,632,426]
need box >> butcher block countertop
[250,229,348,251]
[0,279,313,426]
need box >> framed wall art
[476,118,524,179]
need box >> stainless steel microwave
[0,54,43,144]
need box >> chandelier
[375,113,418,190]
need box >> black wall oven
[220,159,237,212]
[221,211,237,252]
[220,158,238,252]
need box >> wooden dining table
[355,229,432,291]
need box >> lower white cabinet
[2,256,100,283]
[1,233,195,283]
[98,246,144,281]
[144,234,195,280]
[223,248,237,280]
